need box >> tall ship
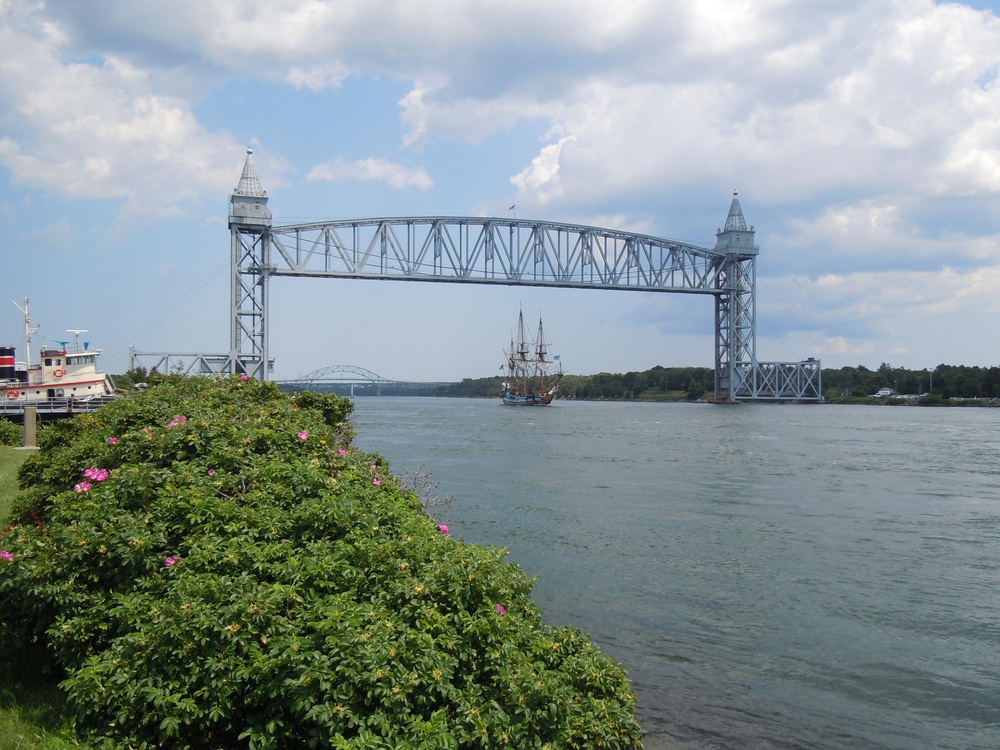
[1,297,117,421]
[500,307,563,406]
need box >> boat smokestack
[0,346,15,381]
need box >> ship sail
[500,307,563,406]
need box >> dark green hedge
[0,419,21,446]
[0,376,642,749]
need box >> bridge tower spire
[229,148,273,380]
[724,192,748,231]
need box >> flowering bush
[0,376,642,749]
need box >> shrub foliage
[0,376,642,749]
[0,419,21,447]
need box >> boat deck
[0,395,119,423]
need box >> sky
[2,0,1000,382]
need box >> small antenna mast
[67,329,88,351]
[12,297,38,369]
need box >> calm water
[350,398,1000,750]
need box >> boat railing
[0,394,119,421]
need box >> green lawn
[0,447,83,750]
[0,447,28,521]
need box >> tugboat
[500,307,563,406]
[1,297,116,421]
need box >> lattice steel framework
[265,218,729,290]
[127,349,235,377]
[714,255,757,399]
[224,152,821,401]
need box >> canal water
[350,398,1000,750]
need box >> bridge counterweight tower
[229,148,273,380]
[713,193,758,400]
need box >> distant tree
[686,379,706,400]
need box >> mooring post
[23,405,37,448]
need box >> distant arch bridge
[281,365,396,395]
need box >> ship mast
[12,297,37,370]
[516,307,530,361]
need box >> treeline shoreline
[258,362,1000,404]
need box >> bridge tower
[229,148,272,380]
[713,192,757,400]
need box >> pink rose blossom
[84,468,110,482]
[437,524,449,535]
[336,448,346,456]
[241,374,250,381]
[73,481,92,493]
[298,430,309,441]
[207,468,216,476]
[165,556,179,567]
[373,477,381,486]
[496,604,507,615]
[107,437,119,445]
[0,550,13,562]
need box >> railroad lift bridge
[133,149,821,402]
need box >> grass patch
[0,686,80,750]
[1,446,83,749]
[0,447,29,524]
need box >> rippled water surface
[351,398,1000,749]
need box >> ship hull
[500,386,557,406]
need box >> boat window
[44,358,52,366]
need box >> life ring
[6,390,19,400]
[53,368,66,378]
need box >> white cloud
[511,136,576,202]
[8,0,1000,217]
[3,0,1000,374]
[307,157,432,190]
[758,263,1000,343]
[22,217,78,253]
[285,62,351,92]
[813,336,875,359]
[0,7,249,217]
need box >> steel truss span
[268,217,726,293]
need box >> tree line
[360,362,1000,402]
[116,362,1000,402]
